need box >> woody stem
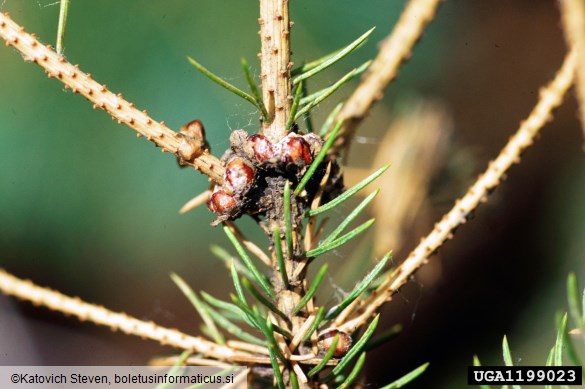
[259,0,292,143]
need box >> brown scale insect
[206,129,331,224]
[280,134,312,166]
[225,157,255,195]
[207,189,237,216]
[317,329,352,358]
[248,134,276,163]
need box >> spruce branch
[338,49,578,333]
[0,12,225,183]
[559,0,585,144]
[332,0,442,154]
[3,2,576,386]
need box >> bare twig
[259,0,292,142]
[0,268,338,368]
[559,0,585,143]
[0,12,225,183]
[337,50,577,333]
[0,268,243,361]
[227,340,269,355]
[293,363,308,385]
[179,189,212,214]
[332,0,442,153]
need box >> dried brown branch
[0,267,335,369]
[0,12,225,183]
[332,0,442,154]
[227,340,269,355]
[0,267,339,369]
[337,49,577,333]
[559,0,585,143]
[0,268,241,361]
[259,0,292,142]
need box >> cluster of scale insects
[178,120,352,359]
[180,120,343,230]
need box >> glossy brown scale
[280,135,312,166]
[248,134,276,163]
[225,157,255,194]
[207,189,237,215]
[206,128,337,226]
[317,329,352,358]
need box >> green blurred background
[0,1,583,387]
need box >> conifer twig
[0,268,333,367]
[227,340,269,355]
[559,0,585,143]
[0,268,243,362]
[332,0,442,153]
[338,49,577,333]
[179,190,212,214]
[0,266,338,370]
[0,12,225,183]
[258,0,292,142]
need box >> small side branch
[0,12,225,183]
[0,268,241,361]
[0,268,338,368]
[559,0,585,144]
[333,0,441,153]
[338,50,577,333]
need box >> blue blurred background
[1,1,583,387]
